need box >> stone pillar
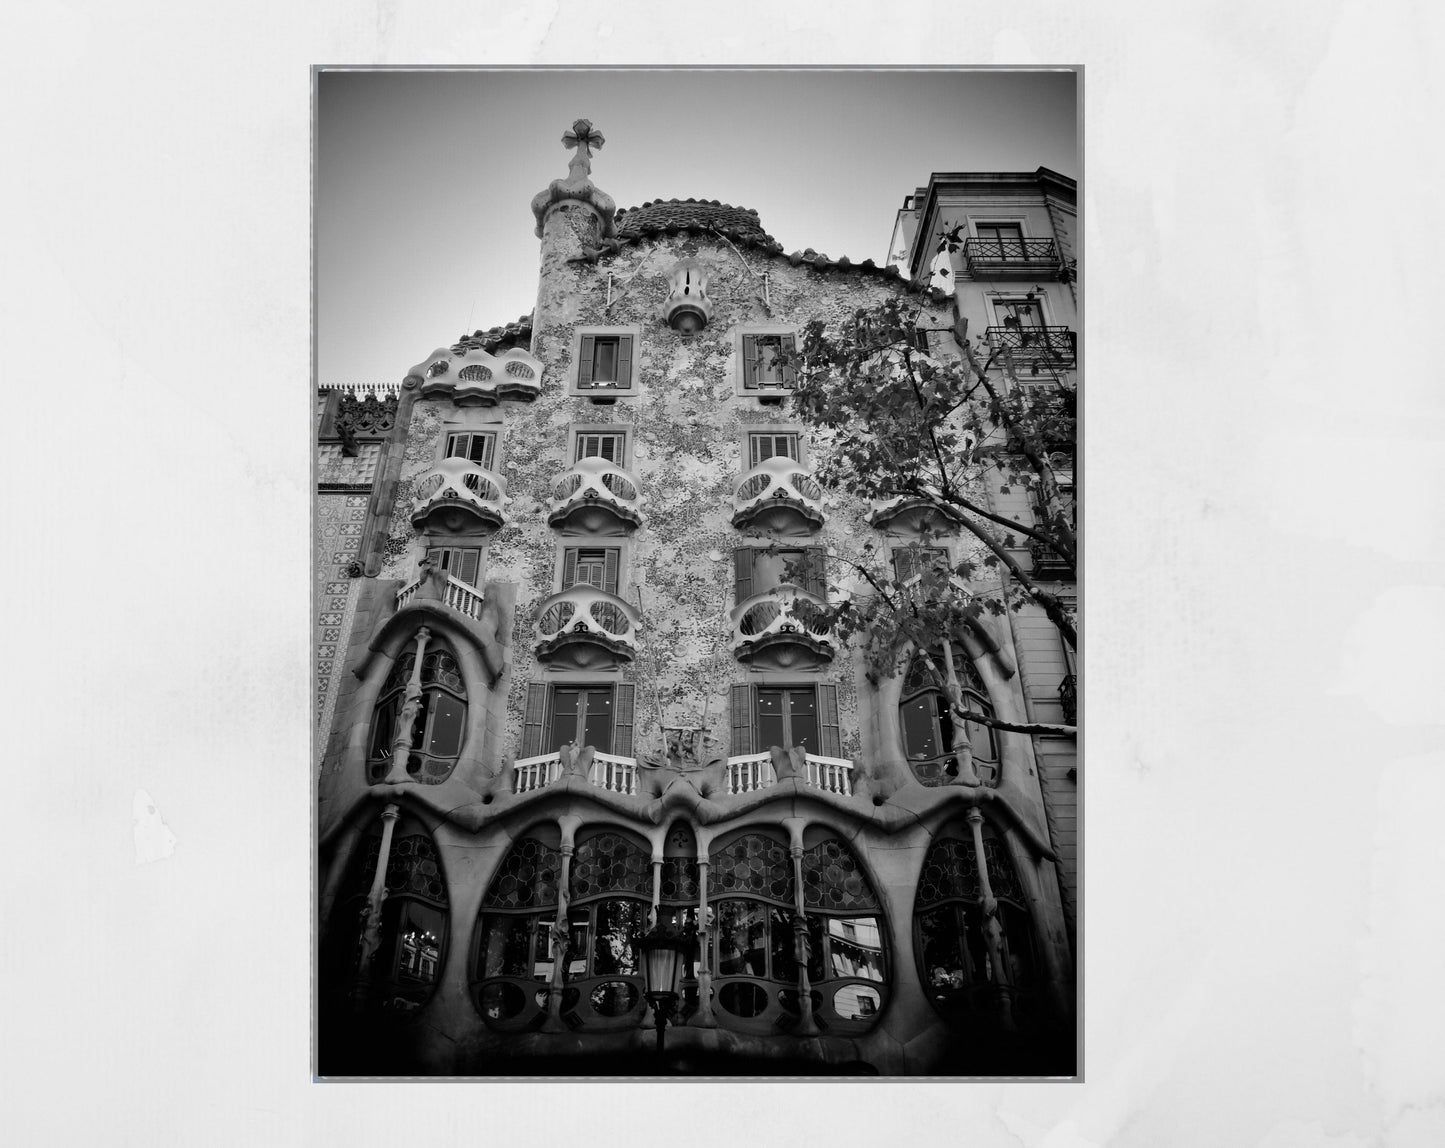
[543,817,581,1032]
[689,853,717,1028]
[783,819,819,1036]
[967,807,1014,1031]
[351,803,400,1013]
[384,627,431,783]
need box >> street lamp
[638,922,689,1061]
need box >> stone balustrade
[509,748,639,796]
[394,572,486,621]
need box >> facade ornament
[531,118,617,238]
[662,258,713,333]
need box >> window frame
[733,325,800,398]
[897,649,999,769]
[567,423,632,468]
[742,425,804,469]
[568,326,641,398]
[987,290,1054,329]
[441,427,500,471]
[890,544,951,587]
[732,545,827,602]
[424,544,483,587]
[554,541,626,597]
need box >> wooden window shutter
[616,336,633,389]
[613,683,635,758]
[521,683,548,758]
[600,434,618,463]
[477,432,496,470]
[577,336,595,388]
[803,546,827,598]
[602,548,620,596]
[741,335,758,389]
[817,684,841,757]
[445,433,465,458]
[426,547,443,571]
[561,549,578,590]
[730,683,754,756]
[455,548,481,586]
[779,334,797,386]
[749,434,766,468]
[733,548,753,603]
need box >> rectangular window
[546,685,615,754]
[909,327,932,353]
[729,682,840,758]
[975,222,1025,259]
[577,334,634,390]
[575,431,627,464]
[444,431,497,469]
[561,546,620,595]
[733,546,826,602]
[426,546,481,586]
[992,296,1045,328]
[741,333,797,390]
[747,432,799,468]
[892,546,949,585]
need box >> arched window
[707,831,889,1034]
[914,821,1037,1029]
[323,811,450,1018]
[898,649,998,787]
[470,831,563,1030]
[367,634,468,785]
[558,829,653,1028]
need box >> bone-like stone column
[351,803,400,1013]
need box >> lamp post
[638,922,689,1063]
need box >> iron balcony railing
[962,236,1063,276]
[1028,538,1075,579]
[1058,673,1077,726]
[984,325,1077,367]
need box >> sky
[316,68,1077,386]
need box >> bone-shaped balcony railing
[546,457,642,529]
[731,456,826,530]
[410,457,509,529]
[730,585,833,652]
[535,585,641,655]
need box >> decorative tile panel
[802,838,879,911]
[481,837,562,910]
[570,832,651,900]
[708,834,794,906]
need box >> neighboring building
[315,121,1078,1077]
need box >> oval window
[479,980,526,1020]
[833,984,882,1021]
[719,981,769,1018]
[590,981,640,1017]
[777,989,823,1015]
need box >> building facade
[315,122,1078,1076]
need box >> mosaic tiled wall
[316,493,369,733]
[370,224,984,773]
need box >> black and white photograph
[314,68,1079,1077]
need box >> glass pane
[581,688,613,753]
[1000,903,1035,989]
[786,689,818,753]
[592,899,646,976]
[593,339,618,382]
[469,435,493,467]
[900,696,940,760]
[719,981,768,1018]
[394,902,443,985]
[548,690,580,752]
[918,907,970,993]
[771,908,824,983]
[590,981,640,1017]
[479,915,532,979]
[827,918,884,982]
[752,549,803,592]
[479,980,526,1020]
[532,919,555,981]
[755,690,785,753]
[756,337,782,383]
[425,691,465,757]
[715,900,768,977]
[833,984,881,1020]
[369,697,396,759]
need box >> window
[729,682,841,757]
[366,636,468,784]
[909,327,932,353]
[426,545,481,587]
[747,431,800,468]
[891,545,950,585]
[898,651,997,785]
[574,430,627,464]
[561,546,620,595]
[324,813,449,1016]
[519,682,636,759]
[733,546,826,602]
[914,824,1037,1024]
[444,430,497,470]
[975,222,1025,259]
[577,334,634,390]
[992,295,1045,329]
[738,331,797,392]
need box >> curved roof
[571,198,948,300]
[447,313,533,357]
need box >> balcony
[511,749,640,796]
[723,751,855,797]
[395,571,486,621]
[1028,538,1074,580]
[546,457,642,535]
[410,457,509,534]
[984,325,1077,369]
[411,346,544,406]
[731,456,826,536]
[535,585,641,670]
[962,236,1064,278]
[867,493,963,534]
[1058,672,1077,726]
[907,753,999,789]
[730,586,834,670]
